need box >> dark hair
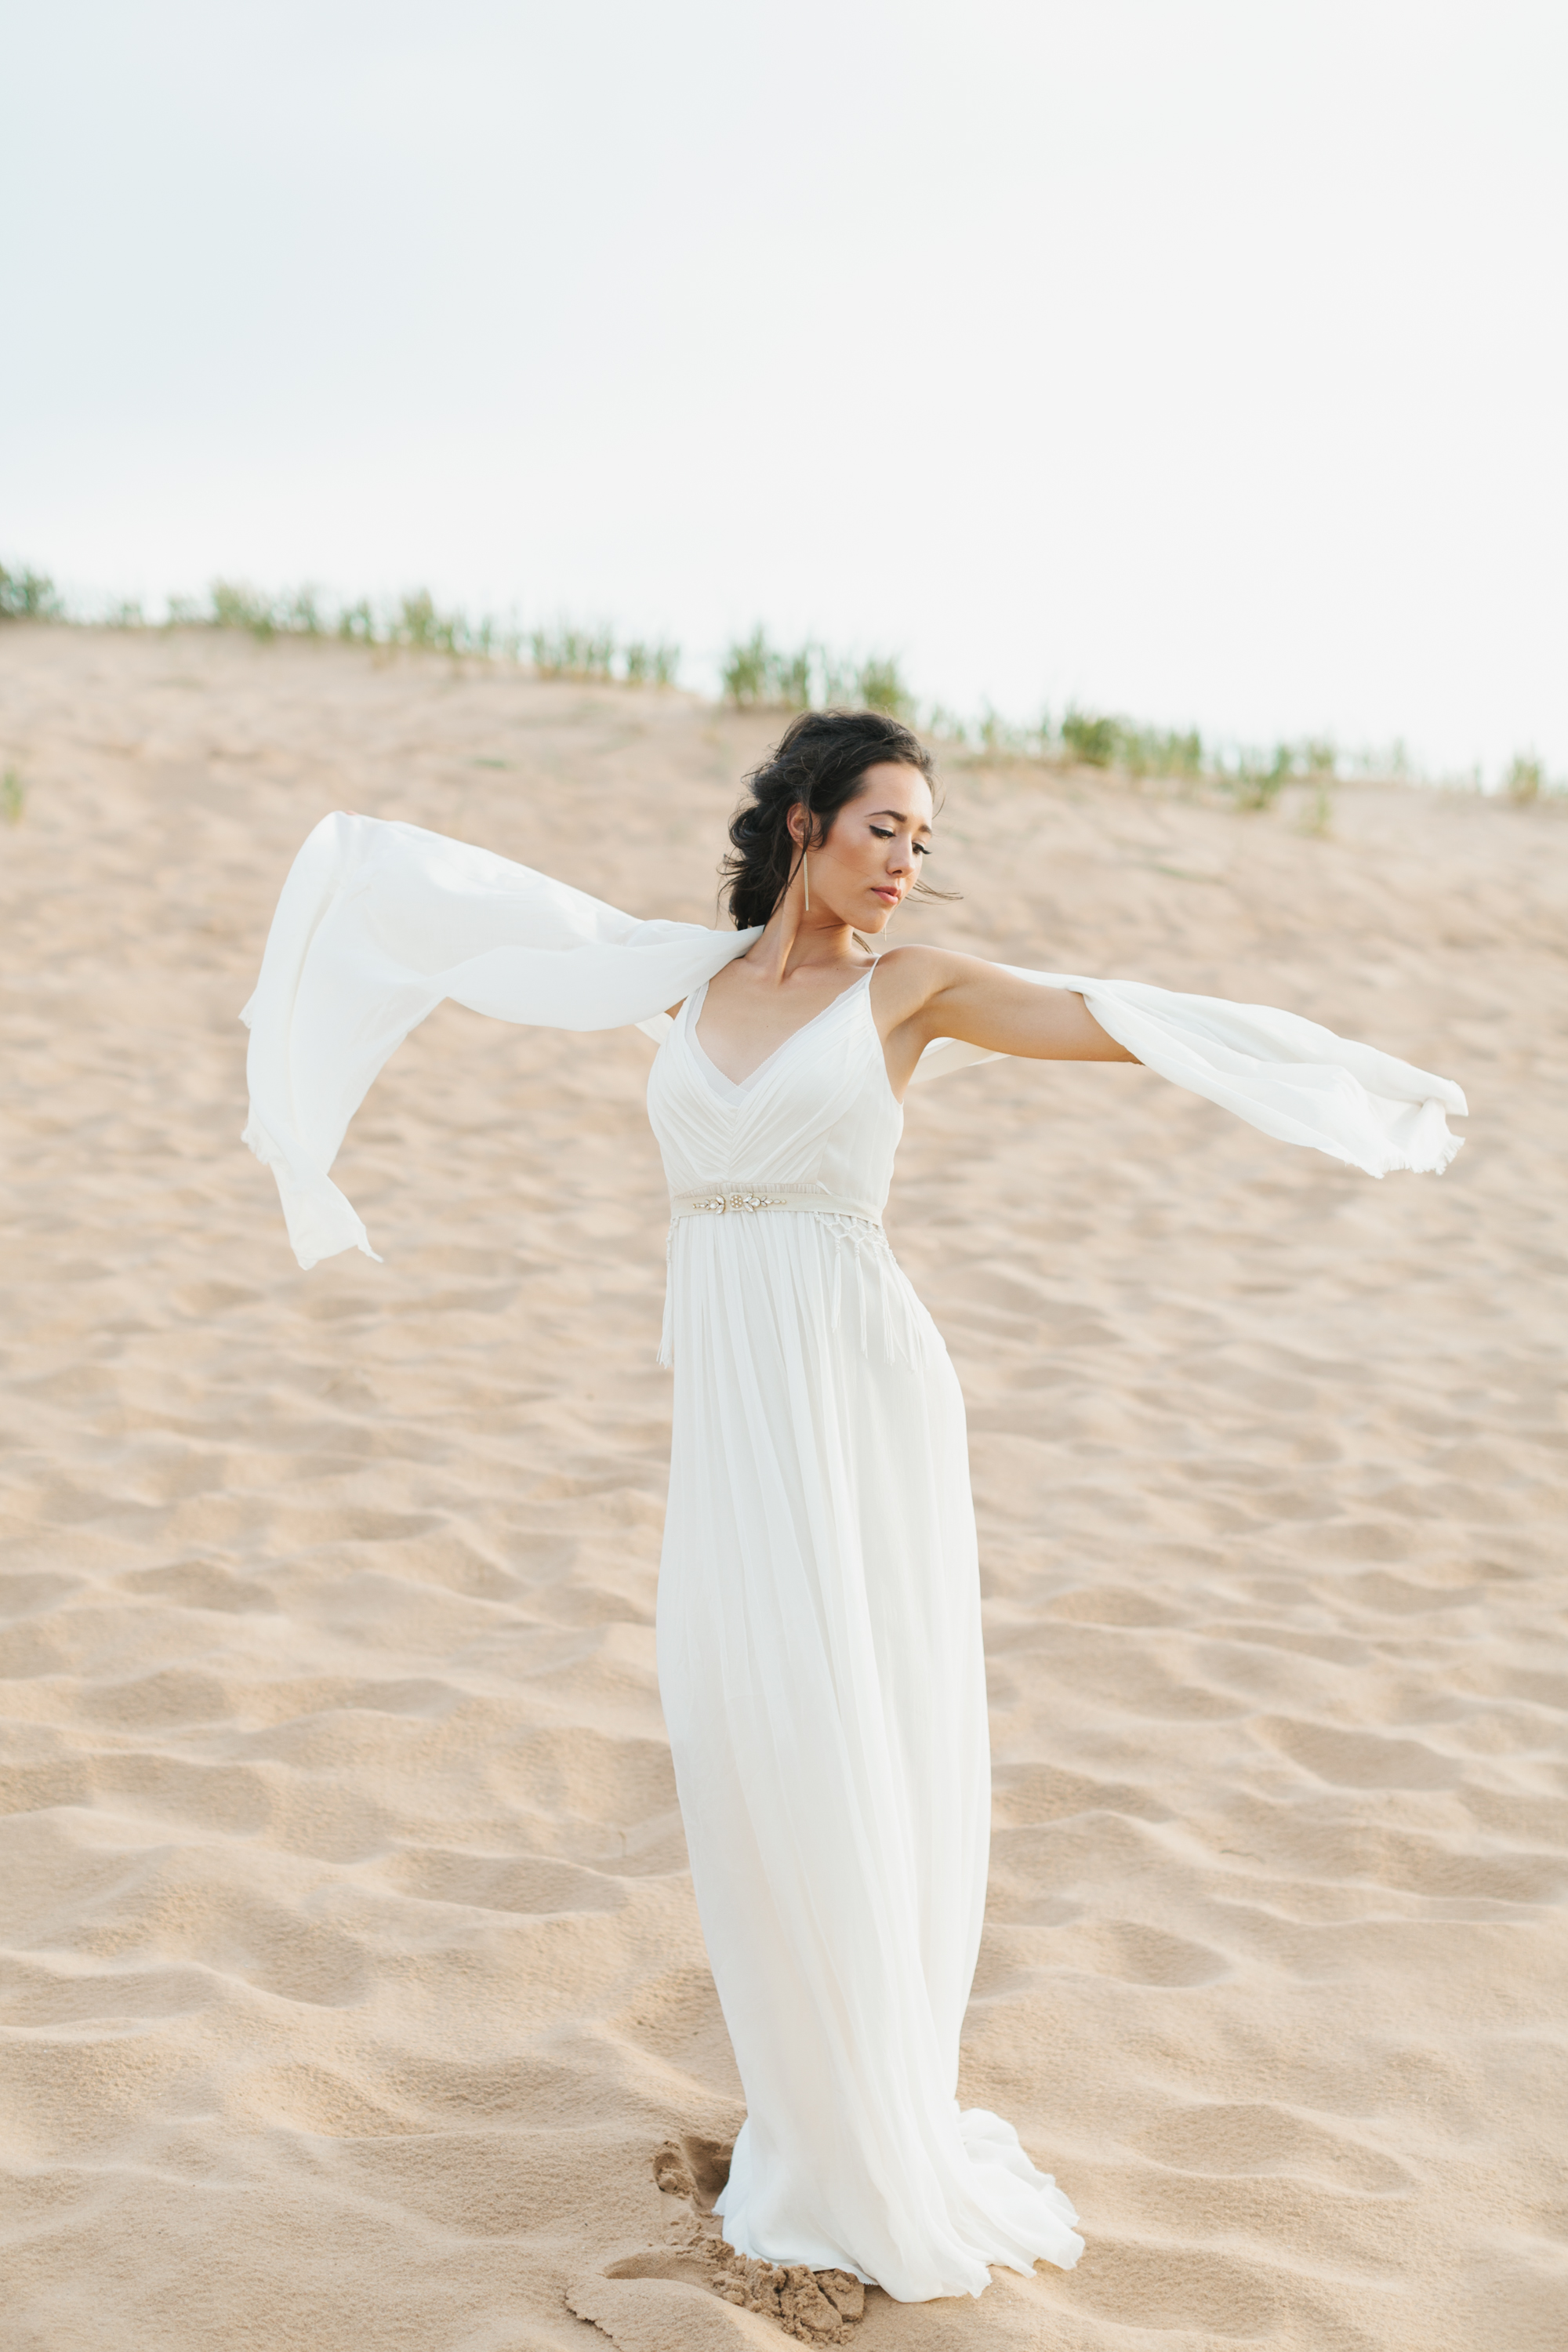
[720,708,955,931]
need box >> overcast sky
[5,1,1565,775]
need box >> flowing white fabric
[239,811,764,1269]
[239,811,1467,2301]
[243,813,1465,1269]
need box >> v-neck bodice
[647,960,904,1210]
[687,966,877,1101]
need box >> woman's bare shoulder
[869,941,982,1008]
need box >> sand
[0,622,1563,2352]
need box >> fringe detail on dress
[656,1221,676,1370]
[814,1213,935,1368]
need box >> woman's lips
[872,886,900,904]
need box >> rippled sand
[2,625,1563,2351]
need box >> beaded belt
[670,1185,883,1226]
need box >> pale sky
[5,0,1565,775]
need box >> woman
[242,710,1465,2304]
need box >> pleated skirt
[655,1211,1083,2300]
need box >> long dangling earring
[803,851,810,913]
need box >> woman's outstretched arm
[873,945,1139,1094]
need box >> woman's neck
[746,891,875,989]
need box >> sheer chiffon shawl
[241,812,1467,1268]
[240,811,764,1267]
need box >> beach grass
[947,703,1357,820]
[153,579,683,686]
[1505,754,1544,805]
[0,564,64,621]
[2,554,1558,807]
[720,628,914,720]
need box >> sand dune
[1,624,1564,2351]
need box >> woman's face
[793,762,935,933]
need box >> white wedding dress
[241,813,1466,2302]
[652,970,1080,2292]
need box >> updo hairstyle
[720,708,952,932]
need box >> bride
[241,708,1465,2305]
